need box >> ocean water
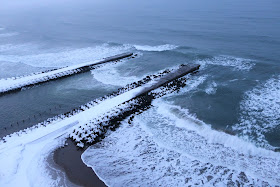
[0,0,280,185]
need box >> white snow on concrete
[0,54,130,94]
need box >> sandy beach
[54,139,106,187]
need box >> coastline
[53,139,106,187]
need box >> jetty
[135,64,200,97]
[67,63,200,147]
[0,52,134,96]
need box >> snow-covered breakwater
[70,64,200,147]
[0,52,134,96]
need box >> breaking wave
[205,81,217,95]
[233,75,280,148]
[0,44,131,67]
[82,99,280,186]
[198,55,255,71]
[133,44,177,52]
[91,58,139,87]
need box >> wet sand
[53,139,106,187]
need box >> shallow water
[0,0,279,185]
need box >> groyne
[0,52,134,96]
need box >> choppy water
[0,0,279,186]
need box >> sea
[0,0,279,186]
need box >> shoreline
[53,139,106,187]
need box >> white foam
[91,61,139,87]
[205,81,217,94]
[233,76,280,148]
[82,99,280,186]
[0,44,130,67]
[132,44,177,52]
[198,55,255,71]
[153,100,278,156]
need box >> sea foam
[233,75,280,148]
[198,55,255,71]
[82,99,280,186]
[0,44,131,67]
[91,54,141,87]
[133,44,177,52]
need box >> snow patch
[0,120,77,187]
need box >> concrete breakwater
[70,64,200,147]
[0,52,134,96]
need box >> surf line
[0,52,134,96]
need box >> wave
[233,75,280,148]
[0,44,131,67]
[205,81,217,95]
[82,99,280,186]
[132,44,177,52]
[91,56,140,87]
[198,55,255,71]
[92,66,139,87]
